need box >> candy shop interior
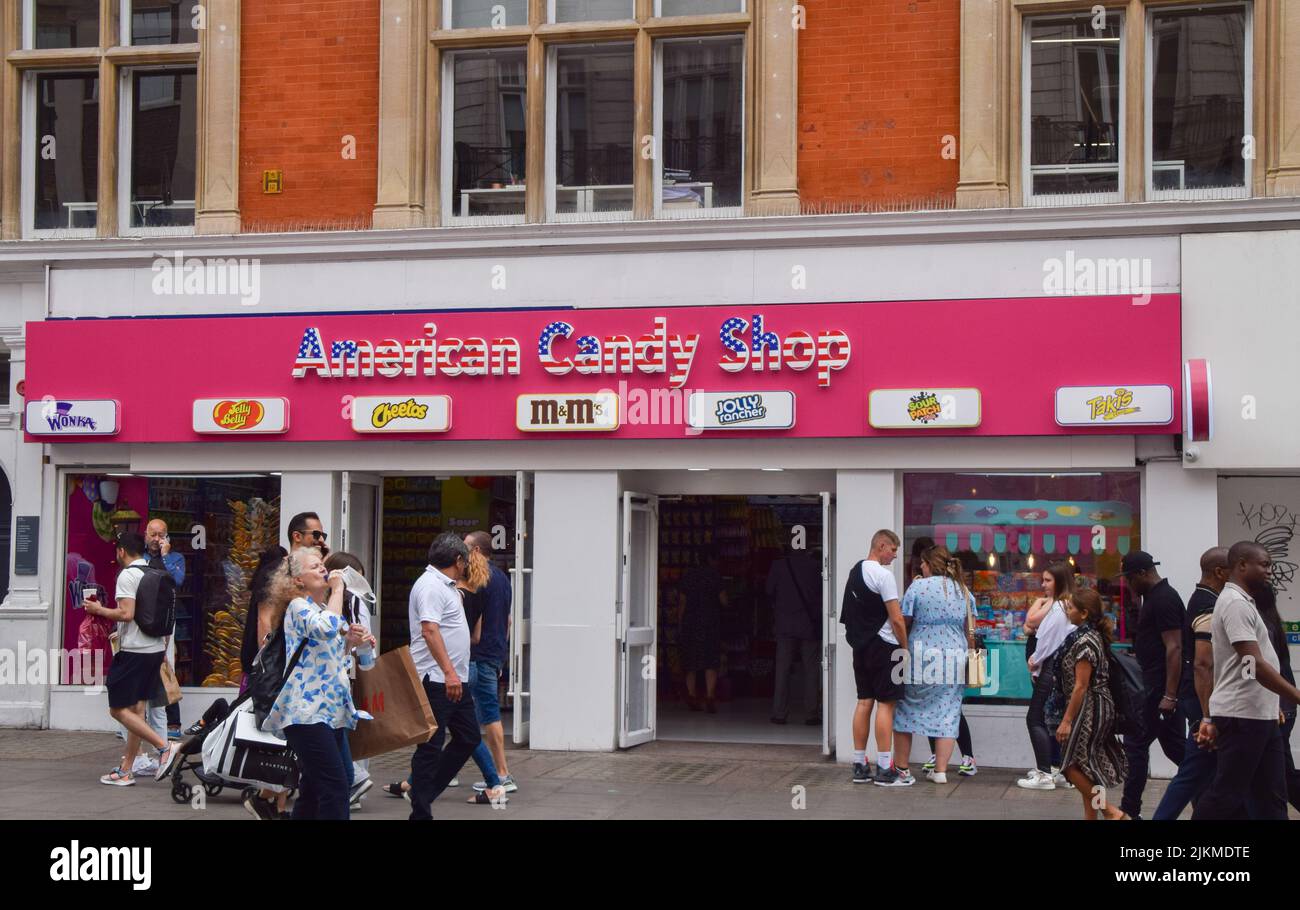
[656,495,824,745]
[902,472,1142,704]
[60,473,281,687]
[375,475,516,653]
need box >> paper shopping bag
[347,646,438,761]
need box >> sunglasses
[306,529,328,542]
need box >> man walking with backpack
[83,532,182,786]
[840,529,909,786]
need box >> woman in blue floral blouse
[263,547,373,820]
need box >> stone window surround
[0,0,240,240]
[957,0,1300,208]
[373,0,800,228]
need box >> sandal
[468,788,508,806]
[383,782,408,798]
[100,767,135,787]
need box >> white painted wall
[1182,230,1300,470]
[1143,462,1220,597]
[279,472,340,548]
[529,471,620,751]
[832,469,899,762]
[45,235,1180,318]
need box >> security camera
[1184,446,1200,463]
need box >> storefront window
[904,472,1141,705]
[61,473,281,687]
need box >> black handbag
[249,629,308,730]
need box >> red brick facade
[239,0,380,231]
[797,0,960,210]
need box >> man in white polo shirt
[1192,540,1300,819]
[408,532,486,820]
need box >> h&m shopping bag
[347,646,438,761]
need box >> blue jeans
[1152,693,1216,820]
[283,723,351,820]
[468,660,502,788]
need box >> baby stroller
[167,697,237,804]
[168,696,299,805]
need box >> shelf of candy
[200,496,279,687]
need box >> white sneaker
[1051,768,1068,787]
[131,754,159,775]
[1016,769,1056,790]
[925,769,948,784]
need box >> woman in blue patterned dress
[263,547,373,820]
[893,547,974,784]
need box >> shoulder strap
[282,635,309,685]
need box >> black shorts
[852,636,904,702]
[106,650,166,710]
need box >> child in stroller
[166,698,233,804]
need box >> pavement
[0,728,1199,820]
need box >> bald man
[145,518,186,740]
[1151,547,1228,819]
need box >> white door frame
[618,491,658,748]
[821,490,836,757]
[510,470,533,744]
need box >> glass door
[619,491,658,747]
[510,471,533,744]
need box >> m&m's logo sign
[213,400,265,430]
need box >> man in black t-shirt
[1151,547,1229,820]
[1120,550,1187,819]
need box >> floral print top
[264,596,358,735]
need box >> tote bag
[348,646,438,761]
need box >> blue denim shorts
[468,659,502,725]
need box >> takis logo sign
[715,394,767,425]
[1086,388,1139,421]
[212,400,265,430]
[906,391,942,424]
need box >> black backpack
[840,559,887,649]
[1107,647,1148,739]
[250,625,308,730]
[124,565,176,638]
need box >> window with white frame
[17,0,200,236]
[30,72,100,233]
[1148,4,1249,199]
[445,48,529,222]
[1026,13,1124,205]
[551,0,635,24]
[126,0,200,45]
[656,36,744,217]
[657,0,745,16]
[548,43,636,219]
[432,2,752,223]
[122,68,197,231]
[445,0,529,29]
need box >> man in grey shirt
[1192,541,1300,820]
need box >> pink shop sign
[25,295,1181,443]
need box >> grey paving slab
[0,728,1201,821]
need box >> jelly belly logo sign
[869,389,982,429]
[351,396,452,434]
[25,399,119,436]
[687,391,796,430]
[1055,385,1173,427]
[516,394,620,432]
[192,398,289,434]
[292,313,851,389]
